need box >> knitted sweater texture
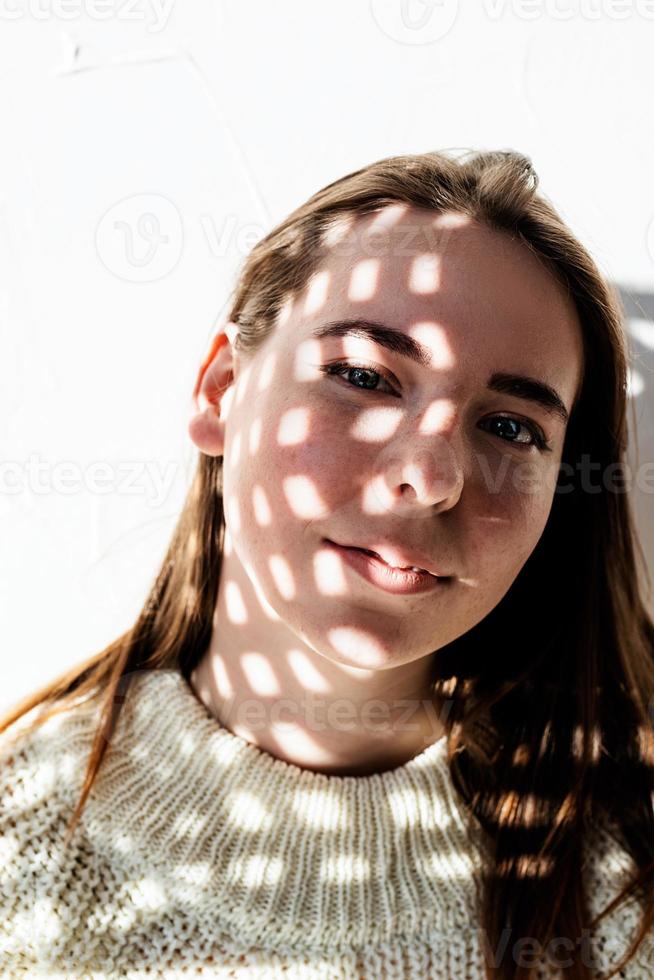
[1,667,653,979]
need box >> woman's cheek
[282,419,361,478]
[466,473,552,569]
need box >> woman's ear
[187,322,239,457]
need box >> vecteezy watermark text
[0,0,175,31]
[206,692,455,736]
[3,453,654,507]
[0,455,179,508]
[370,0,654,48]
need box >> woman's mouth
[355,547,425,573]
[324,540,450,596]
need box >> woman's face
[212,206,583,672]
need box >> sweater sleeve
[581,817,654,978]
[0,703,93,977]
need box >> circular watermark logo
[95,192,183,283]
[370,0,459,44]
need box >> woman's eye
[320,360,551,452]
[478,416,547,451]
[321,361,397,396]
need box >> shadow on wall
[617,285,654,615]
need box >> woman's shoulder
[0,691,103,817]
[581,811,654,976]
[0,693,104,973]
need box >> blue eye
[477,415,543,450]
[320,359,552,453]
[323,361,397,396]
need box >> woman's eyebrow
[311,318,570,425]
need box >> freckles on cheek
[474,480,552,553]
[302,415,363,466]
[279,428,353,482]
[283,428,375,513]
[490,459,554,516]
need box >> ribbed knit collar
[62,668,487,951]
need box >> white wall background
[2,0,654,713]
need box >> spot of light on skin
[228,429,242,467]
[277,295,295,329]
[351,406,403,441]
[303,269,330,315]
[221,383,237,419]
[361,476,396,515]
[252,484,272,526]
[295,338,325,381]
[419,399,458,436]
[242,561,283,623]
[409,253,441,295]
[278,405,311,445]
[270,725,336,765]
[287,648,332,693]
[433,212,471,230]
[348,258,379,302]
[249,415,262,455]
[412,321,455,367]
[327,626,388,667]
[268,554,296,600]
[226,497,241,535]
[242,652,282,696]
[313,545,349,596]
[234,361,253,408]
[282,475,326,519]
[225,580,248,625]
[366,202,410,233]
[322,214,356,248]
[256,349,277,394]
[214,655,235,698]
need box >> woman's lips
[325,541,449,596]
[353,546,429,574]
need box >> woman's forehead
[274,209,585,407]
[298,216,578,350]
[318,211,546,294]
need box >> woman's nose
[366,438,464,515]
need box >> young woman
[2,149,654,979]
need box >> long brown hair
[3,149,654,979]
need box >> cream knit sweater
[1,667,653,979]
